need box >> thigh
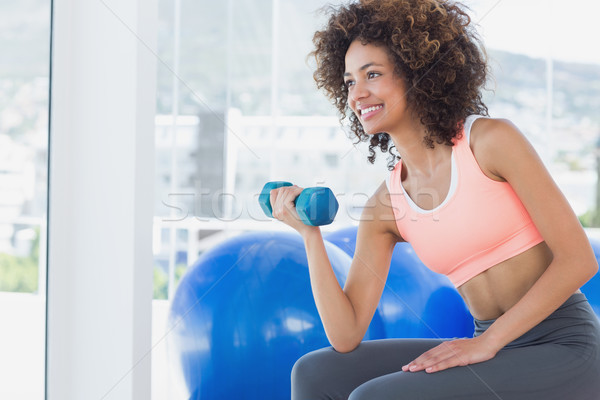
[350,342,600,400]
[291,338,445,400]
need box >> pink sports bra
[386,115,544,287]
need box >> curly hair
[311,0,489,169]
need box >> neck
[387,118,451,179]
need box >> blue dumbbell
[259,181,339,226]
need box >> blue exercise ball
[325,226,474,339]
[582,236,600,317]
[168,231,380,399]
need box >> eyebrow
[343,62,384,77]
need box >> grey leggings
[291,293,600,399]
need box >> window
[470,0,600,222]
[0,0,52,398]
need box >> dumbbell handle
[259,181,338,226]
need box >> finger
[279,193,297,220]
[418,343,471,373]
[278,186,298,214]
[406,353,453,372]
[406,350,459,373]
[273,186,302,220]
[423,353,467,373]
[269,188,282,219]
[269,187,282,217]
[402,342,457,372]
[281,186,300,207]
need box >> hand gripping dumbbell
[258,181,339,226]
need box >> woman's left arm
[404,118,598,373]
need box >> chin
[361,126,384,136]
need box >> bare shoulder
[470,117,523,143]
[469,117,538,182]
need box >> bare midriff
[457,241,556,321]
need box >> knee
[348,382,373,400]
[349,382,393,400]
[348,376,406,400]
[291,347,339,399]
[291,349,326,388]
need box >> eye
[367,71,381,79]
[344,79,355,88]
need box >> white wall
[47,0,157,398]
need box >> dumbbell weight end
[258,181,293,218]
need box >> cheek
[388,93,407,112]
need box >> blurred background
[1,0,599,398]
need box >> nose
[349,80,369,103]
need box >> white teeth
[360,105,383,115]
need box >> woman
[270,0,600,398]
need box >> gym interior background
[1,0,600,399]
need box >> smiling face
[344,40,410,135]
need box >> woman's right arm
[271,181,402,352]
